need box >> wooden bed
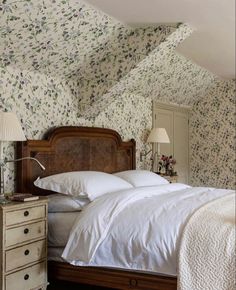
[16,126,177,290]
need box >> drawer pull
[24,249,30,255]
[24,274,29,280]
[24,210,29,217]
[24,228,29,234]
[130,279,138,287]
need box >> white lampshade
[0,112,26,141]
[147,128,170,143]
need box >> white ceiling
[84,0,235,80]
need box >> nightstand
[161,175,178,183]
[0,197,48,290]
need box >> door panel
[173,112,189,183]
[154,109,173,172]
[153,104,189,184]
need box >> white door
[154,108,173,157]
[154,104,189,184]
[173,111,189,184]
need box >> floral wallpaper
[0,0,234,192]
[1,0,122,77]
[80,23,216,118]
[0,0,176,117]
[0,66,152,192]
[190,80,236,189]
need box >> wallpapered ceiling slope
[0,0,178,116]
[1,0,216,118]
[1,0,126,78]
[81,24,216,118]
[0,0,234,190]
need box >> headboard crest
[16,126,136,195]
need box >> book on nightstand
[9,193,39,202]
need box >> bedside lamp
[0,112,45,203]
[147,127,170,156]
[140,128,170,171]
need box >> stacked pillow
[47,194,90,213]
[34,170,170,212]
[114,170,169,187]
[34,171,133,201]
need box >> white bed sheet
[61,184,233,276]
[48,212,80,247]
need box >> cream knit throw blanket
[178,193,235,290]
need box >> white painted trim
[153,101,191,113]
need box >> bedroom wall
[190,79,236,189]
[0,0,177,192]
[0,66,152,192]
[1,0,233,193]
[2,63,234,193]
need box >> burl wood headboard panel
[16,126,136,195]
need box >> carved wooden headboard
[16,126,136,195]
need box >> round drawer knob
[24,274,29,280]
[24,228,29,234]
[24,211,29,217]
[24,249,30,255]
[130,279,138,287]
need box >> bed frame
[16,126,177,290]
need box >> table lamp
[0,112,45,203]
[140,128,170,171]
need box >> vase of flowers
[158,155,177,176]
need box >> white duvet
[62,183,233,275]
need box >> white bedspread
[178,193,235,290]
[62,183,233,275]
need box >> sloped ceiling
[0,0,175,78]
[1,0,123,77]
[80,24,216,117]
[85,0,235,80]
[0,0,218,117]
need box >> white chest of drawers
[0,197,48,290]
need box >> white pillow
[47,194,90,212]
[34,171,133,201]
[114,170,169,187]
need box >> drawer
[5,205,46,226]
[5,261,47,290]
[6,239,46,272]
[5,221,46,247]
